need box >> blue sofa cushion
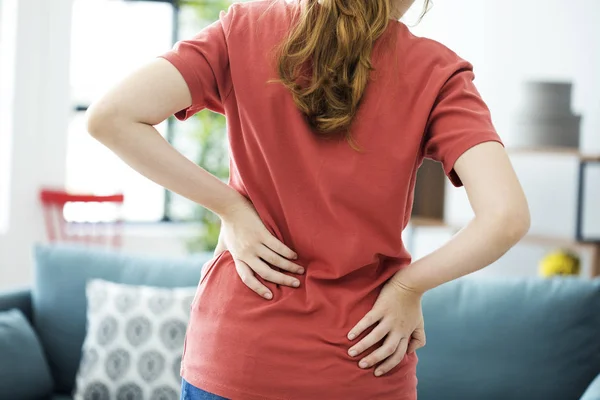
[418,277,600,400]
[0,288,32,320]
[0,309,54,399]
[32,244,210,394]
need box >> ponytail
[277,0,393,140]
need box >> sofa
[0,244,212,400]
[0,244,599,399]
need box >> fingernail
[359,361,368,368]
[264,292,272,299]
[292,280,300,287]
[293,253,298,259]
[298,268,305,274]
[348,333,356,340]
[348,350,357,357]
[374,370,382,377]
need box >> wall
[407,0,600,276]
[0,0,196,291]
[409,0,600,152]
[0,0,72,288]
[0,0,14,235]
[484,0,600,241]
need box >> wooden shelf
[409,218,598,248]
[581,154,600,162]
[408,218,600,277]
[519,234,599,250]
[409,217,448,227]
[506,147,600,162]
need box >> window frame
[71,0,182,223]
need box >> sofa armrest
[581,373,600,400]
[0,288,32,322]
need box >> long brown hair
[277,0,431,141]
[277,0,392,140]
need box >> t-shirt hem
[182,368,289,400]
[158,52,205,121]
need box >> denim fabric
[181,379,229,400]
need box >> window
[67,0,241,224]
[67,0,173,222]
[164,3,232,223]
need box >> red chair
[39,189,125,249]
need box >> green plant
[185,110,229,253]
[184,0,232,22]
[183,0,242,253]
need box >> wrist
[216,189,250,222]
[390,269,428,296]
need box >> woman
[87,0,530,398]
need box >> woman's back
[160,1,500,398]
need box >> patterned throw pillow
[73,279,196,400]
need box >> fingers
[353,330,402,370]
[234,259,273,300]
[374,337,409,377]
[249,257,301,288]
[263,233,298,260]
[348,311,381,341]
[348,322,388,358]
[257,245,305,275]
[234,233,303,299]
[407,327,426,354]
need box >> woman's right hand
[219,196,304,300]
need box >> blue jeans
[181,379,229,400]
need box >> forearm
[394,213,529,293]
[89,118,243,217]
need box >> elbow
[505,208,530,243]
[86,101,118,141]
[495,203,531,244]
[478,202,531,245]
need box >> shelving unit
[506,147,600,243]
[410,218,600,277]
[506,147,600,161]
[410,147,600,277]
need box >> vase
[512,81,581,149]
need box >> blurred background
[0,0,599,289]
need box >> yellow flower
[539,250,580,277]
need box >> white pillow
[73,279,196,400]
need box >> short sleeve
[159,11,232,120]
[423,63,503,187]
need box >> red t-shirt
[161,1,502,399]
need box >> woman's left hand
[347,278,426,377]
